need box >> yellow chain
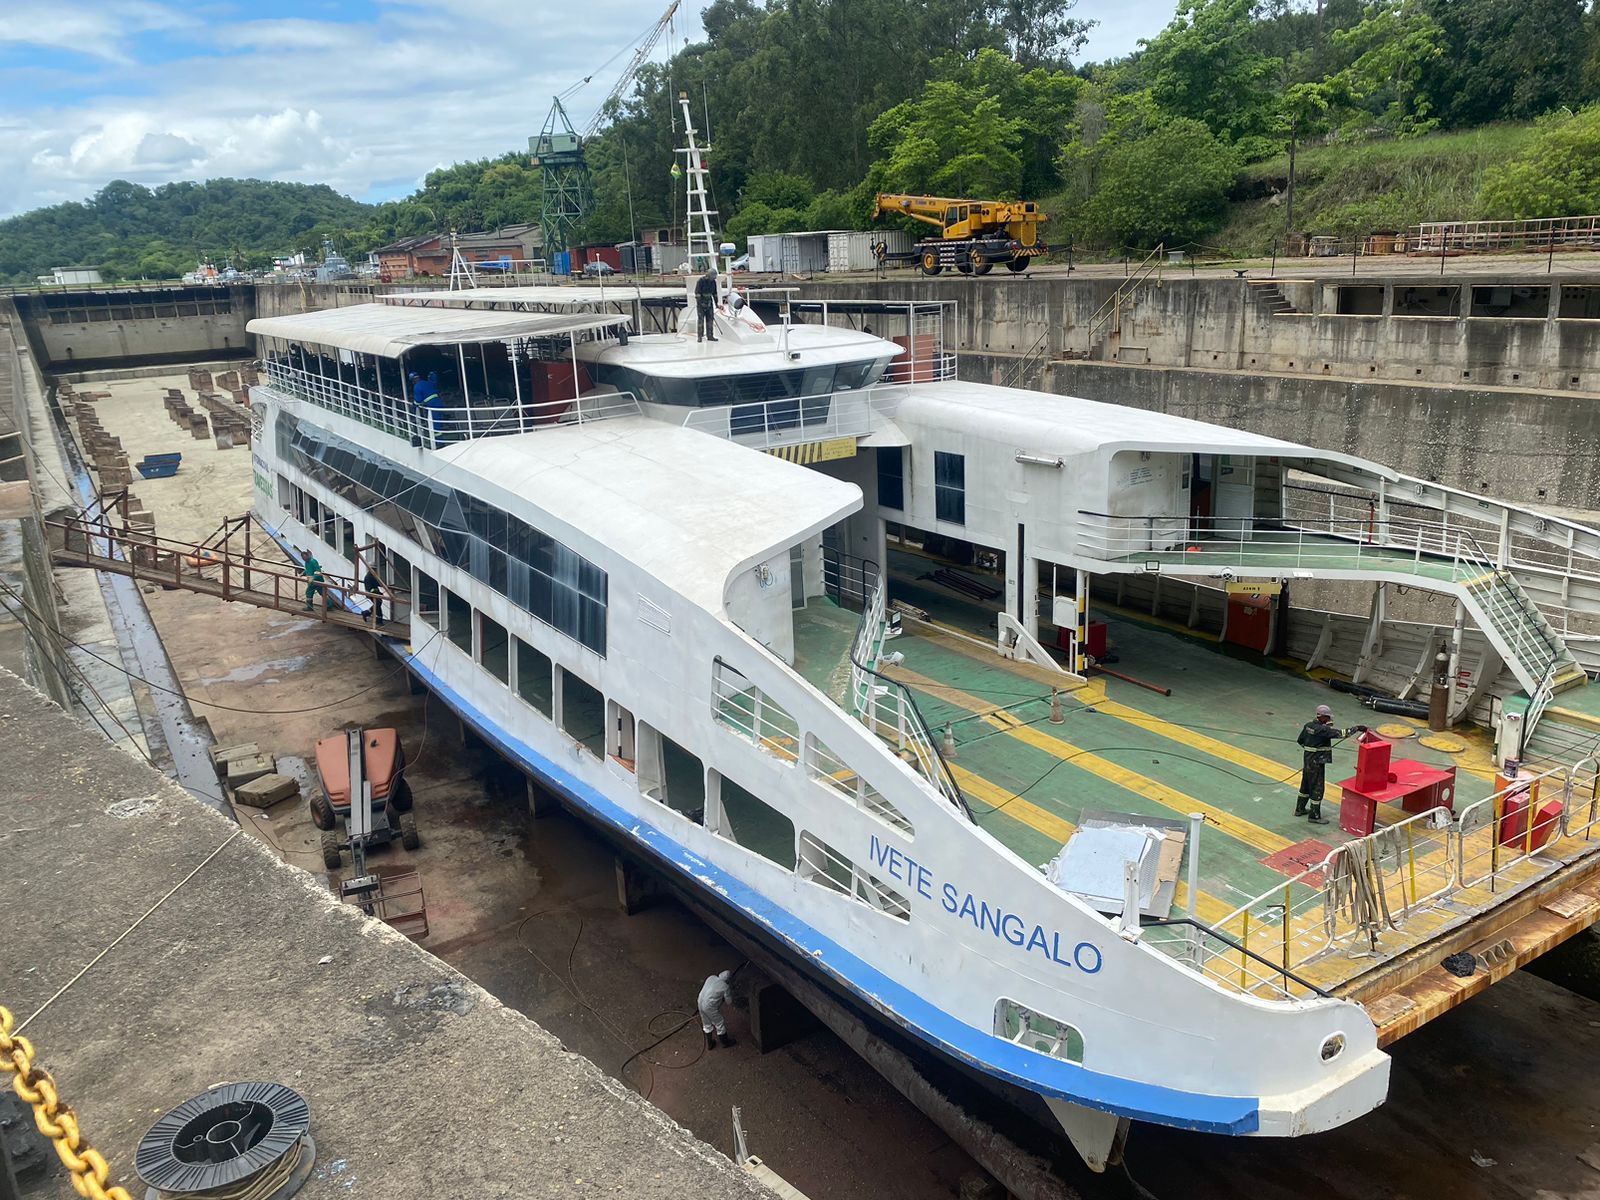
[0,1005,132,1200]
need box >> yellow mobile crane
[871,193,1049,275]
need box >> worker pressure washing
[694,266,719,343]
[698,969,734,1050]
[1295,704,1366,824]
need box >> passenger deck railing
[1152,764,1590,1000]
[260,361,641,450]
[1075,509,1555,590]
[823,547,970,821]
[677,385,899,451]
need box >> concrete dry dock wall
[9,284,256,370]
[807,274,1600,392]
[0,662,773,1200]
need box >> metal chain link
[0,1005,132,1200]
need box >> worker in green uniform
[301,552,326,612]
[1295,704,1365,824]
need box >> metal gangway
[47,492,409,637]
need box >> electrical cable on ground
[0,577,440,715]
[514,907,717,1101]
[17,829,243,1035]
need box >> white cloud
[0,1,192,63]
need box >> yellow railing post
[1281,886,1292,980]
[1240,911,1251,990]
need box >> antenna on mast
[677,91,719,275]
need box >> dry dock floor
[32,371,1600,1199]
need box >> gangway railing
[46,505,406,634]
[824,547,970,821]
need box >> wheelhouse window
[934,451,965,525]
[877,447,904,511]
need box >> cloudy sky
[0,0,1176,219]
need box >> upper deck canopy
[246,303,627,357]
[891,381,1398,481]
[382,285,690,308]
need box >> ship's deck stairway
[45,497,408,638]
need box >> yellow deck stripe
[946,762,1237,924]
[892,667,1295,856]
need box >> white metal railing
[805,735,914,834]
[712,658,801,764]
[828,549,969,819]
[261,360,641,449]
[1153,764,1586,1000]
[678,386,896,450]
[1284,481,1600,584]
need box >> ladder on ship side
[46,497,409,638]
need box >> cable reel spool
[134,1082,313,1200]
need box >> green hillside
[0,179,376,285]
[1211,124,1541,255]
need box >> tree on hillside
[991,0,1093,67]
[1326,0,1445,138]
[1420,0,1588,129]
[1140,0,1279,151]
[1078,116,1240,248]
[867,49,1081,199]
[1477,105,1600,218]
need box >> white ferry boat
[239,115,1600,1174]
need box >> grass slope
[1212,123,1539,255]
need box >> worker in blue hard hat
[410,370,442,442]
[1295,704,1365,824]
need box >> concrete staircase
[1246,280,1301,315]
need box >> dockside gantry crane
[871,193,1049,275]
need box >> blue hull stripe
[401,653,1262,1134]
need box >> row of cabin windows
[875,447,965,526]
[416,568,601,754]
[278,476,412,588]
[419,570,909,922]
[276,413,607,654]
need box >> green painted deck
[788,554,1600,995]
[794,568,1494,919]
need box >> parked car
[582,261,616,277]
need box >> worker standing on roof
[410,370,441,442]
[1295,704,1364,824]
[697,969,734,1049]
[301,552,326,613]
[694,266,719,343]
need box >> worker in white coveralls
[698,970,735,1049]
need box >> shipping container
[827,230,910,271]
